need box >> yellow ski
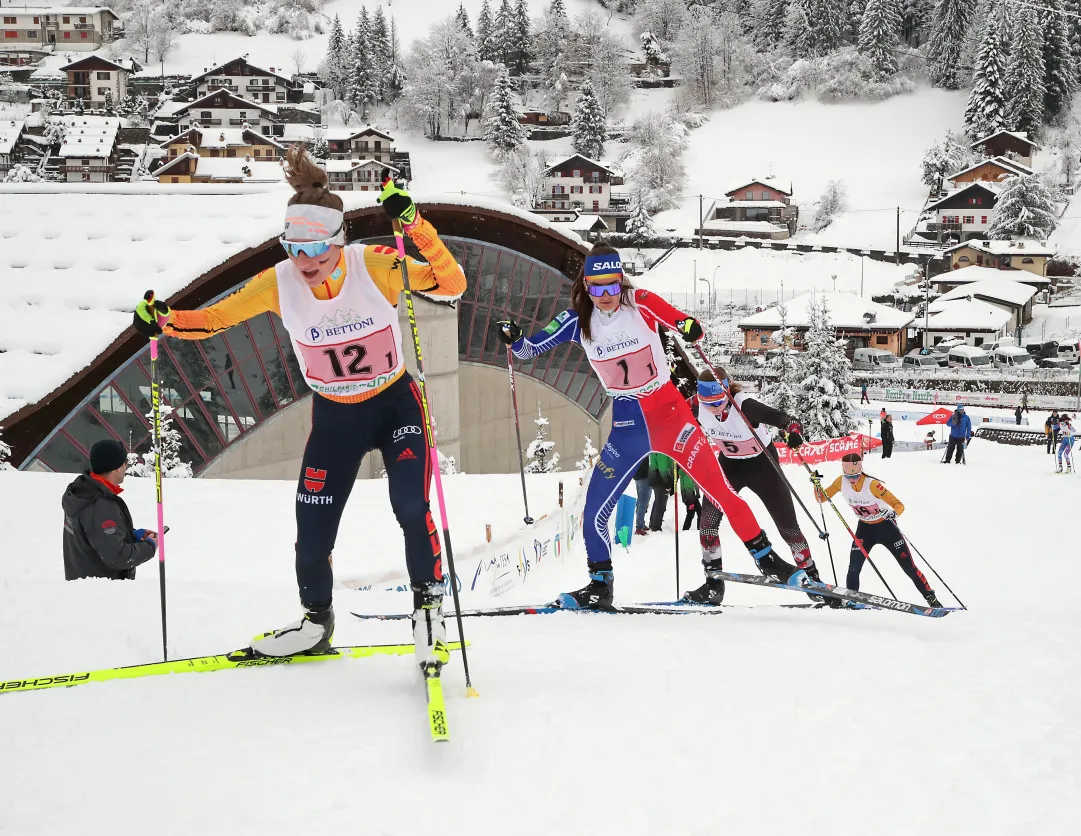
[424,664,450,743]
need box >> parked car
[983,337,1018,354]
[852,347,901,370]
[907,347,949,367]
[903,355,942,369]
[1023,340,1059,360]
[992,346,1037,369]
[935,336,967,351]
[1056,343,1079,362]
[947,346,993,368]
[1038,358,1073,370]
[729,352,764,368]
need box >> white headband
[283,203,345,242]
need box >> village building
[551,213,609,242]
[155,151,284,184]
[517,109,571,126]
[945,156,1031,189]
[191,57,299,105]
[924,182,999,243]
[701,178,798,240]
[929,277,1036,335]
[174,90,282,138]
[55,114,119,182]
[970,130,1038,167]
[944,239,1051,277]
[536,154,629,231]
[160,127,284,161]
[60,55,129,106]
[932,264,1052,295]
[0,119,25,176]
[326,127,394,163]
[922,299,1012,347]
[324,158,398,192]
[0,6,117,52]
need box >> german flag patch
[372,245,397,255]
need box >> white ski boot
[250,607,334,657]
[412,585,450,670]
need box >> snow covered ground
[1,442,1077,834]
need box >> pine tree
[626,190,657,243]
[1042,0,1076,121]
[455,2,473,38]
[512,0,531,75]
[349,8,375,114]
[764,300,802,418]
[786,0,847,58]
[385,16,406,100]
[964,8,1008,138]
[1005,11,1047,135]
[495,0,515,67]
[549,0,568,28]
[1065,0,1081,81]
[477,0,498,62]
[525,405,559,473]
[370,7,390,102]
[927,0,974,89]
[858,0,902,77]
[987,173,1058,239]
[848,0,867,42]
[794,297,857,441]
[127,404,193,478]
[576,434,599,471]
[484,70,527,157]
[571,81,606,159]
[325,14,348,100]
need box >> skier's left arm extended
[633,289,703,341]
[870,480,905,516]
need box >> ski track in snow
[0,448,1078,834]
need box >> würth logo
[303,467,327,492]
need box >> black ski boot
[555,562,614,610]
[683,558,725,605]
[801,561,840,607]
[923,591,944,608]
[745,532,802,586]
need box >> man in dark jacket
[880,414,895,458]
[62,439,157,580]
[943,405,973,464]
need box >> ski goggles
[841,453,863,479]
[697,378,730,405]
[279,229,345,259]
[586,281,623,298]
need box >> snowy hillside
[1,444,1077,834]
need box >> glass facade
[31,236,604,474]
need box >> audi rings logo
[307,326,323,343]
[393,425,422,442]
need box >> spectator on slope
[924,430,936,451]
[632,457,653,537]
[860,382,870,404]
[1021,389,1030,413]
[1046,411,1060,455]
[62,439,157,581]
[648,453,679,532]
[943,405,972,464]
[880,414,894,459]
[681,473,700,531]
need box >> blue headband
[697,378,729,402]
[584,254,623,282]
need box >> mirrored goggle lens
[587,281,622,297]
[280,239,335,258]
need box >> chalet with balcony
[326,127,393,163]
[970,130,1038,167]
[61,55,129,106]
[155,152,284,184]
[924,182,999,243]
[325,158,398,192]
[945,239,1052,277]
[0,119,25,175]
[518,110,571,126]
[161,127,284,161]
[174,91,282,138]
[702,178,798,239]
[0,6,117,53]
[539,154,622,212]
[946,156,1031,189]
[930,277,1036,334]
[191,57,299,105]
[56,115,119,182]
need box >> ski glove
[377,171,417,227]
[675,317,703,342]
[133,291,171,338]
[879,509,898,521]
[495,320,523,346]
[134,529,157,541]
[784,421,804,449]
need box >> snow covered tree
[455,2,473,38]
[813,179,848,231]
[927,0,974,89]
[349,8,377,116]
[0,426,11,470]
[626,190,658,243]
[127,404,193,479]
[400,19,476,137]
[858,0,902,77]
[525,406,560,473]
[498,147,550,208]
[571,81,606,159]
[620,111,688,212]
[484,70,527,157]
[987,174,1059,239]
[477,0,498,62]
[311,133,329,160]
[755,0,790,50]
[848,0,868,41]
[964,8,1008,138]
[494,0,515,67]
[3,164,43,183]
[795,297,857,440]
[385,17,406,101]
[575,11,633,115]
[1005,11,1047,135]
[511,0,531,75]
[370,8,391,102]
[786,0,847,58]
[920,130,978,188]
[640,31,667,66]
[672,7,722,108]
[1065,0,1081,81]
[576,434,599,471]
[321,14,348,100]
[634,0,689,45]
[763,301,802,418]
[1042,0,1076,121]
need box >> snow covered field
[1,443,1077,834]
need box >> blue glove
[134,528,149,540]
[145,536,157,554]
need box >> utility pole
[698,195,703,249]
[860,256,865,297]
[895,206,900,265]
[923,254,933,349]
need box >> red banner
[916,407,953,426]
[776,433,882,466]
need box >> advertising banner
[775,433,881,465]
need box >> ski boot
[555,562,614,610]
[412,584,450,671]
[683,557,725,606]
[800,560,840,607]
[923,591,944,608]
[250,604,335,657]
[745,532,804,586]
[1056,463,1063,473]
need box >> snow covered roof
[936,265,1051,286]
[325,126,394,142]
[280,123,317,143]
[946,156,1032,182]
[565,214,608,232]
[323,159,397,174]
[191,57,293,85]
[945,238,1053,257]
[924,299,1011,332]
[720,199,788,209]
[704,219,786,233]
[926,181,1001,212]
[544,154,618,175]
[152,99,187,119]
[725,178,792,197]
[970,130,1037,150]
[60,56,128,74]
[0,188,585,421]
[175,90,278,116]
[4,6,117,15]
[931,278,1036,310]
[0,120,25,156]
[57,120,118,158]
[162,127,283,150]
[193,158,285,182]
[739,292,914,331]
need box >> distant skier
[1056,416,1075,473]
[943,405,972,463]
[860,383,870,404]
[132,147,467,665]
[497,243,792,610]
[924,430,936,451]
[682,368,821,606]
[880,414,894,458]
[812,453,942,607]
[1046,411,1060,455]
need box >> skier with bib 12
[132,146,466,666]
[496,244,801,609]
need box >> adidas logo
[397,448,417,461]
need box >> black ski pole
[816,495,838,586]
[506,348,534,525]
[149,331,169,662]
[394,220,476,697]
[674,465,681,599]
[896,526,967,610]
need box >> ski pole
[394,219,477,698]
[895,526,967,610]
[794,450,899,601]
[673,465,681,599]
[816,493,838,586]
[506,348,534,525]
[148,332,169,662]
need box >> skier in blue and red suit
[496,243,806,609]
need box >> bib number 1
[595,345,659,391]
